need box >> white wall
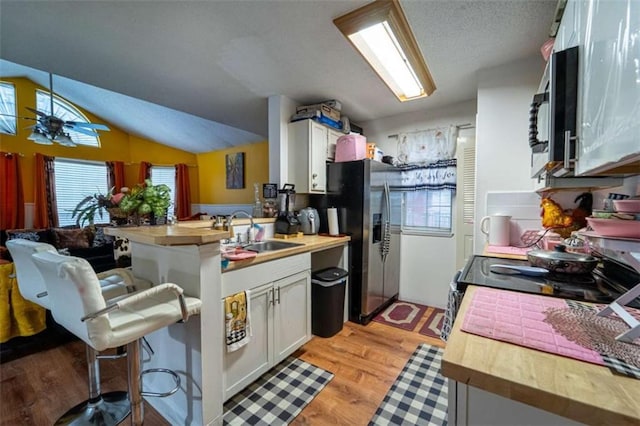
[364,99,477,158]
[474,55,546,254]
[361,100,477,309]
[268,95,296,185]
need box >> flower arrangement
[72,179,171,227]
[118,179,172,218]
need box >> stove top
[458,255,640,307]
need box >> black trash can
[311,267,348,338]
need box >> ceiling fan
[8,73,110,147]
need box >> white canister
[480,214,512,246]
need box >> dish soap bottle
[252,183,263,218]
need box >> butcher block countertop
[105,224,350,272]
[222,234,350,272]
[105,225,230,246]
[441,285,640,425]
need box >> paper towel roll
[328,207,339,236]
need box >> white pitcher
[480,214,511,246]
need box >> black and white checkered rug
[369,344,448,426]
[223,356,334,425]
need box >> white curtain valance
[397,125,458,165]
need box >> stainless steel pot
[527,245,598,274]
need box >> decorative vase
[107,207,129,226]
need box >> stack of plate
[586,199,640,238]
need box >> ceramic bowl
[591,210,614,219]
[586,217,640,239]
[613,199,640,214]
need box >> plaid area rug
[369,344,448,426]
[223,356,334,425]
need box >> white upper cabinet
[553,0,584,51]
[562,0,640,176]
[288,119,339,193]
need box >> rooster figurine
[540,193,592,238]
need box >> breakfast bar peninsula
[105,224,351,425]
[105,225,229,425]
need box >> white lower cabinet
[222,282,272,400]
[449,380,583,425]
[221,254,311,401]
[273,271,311,362]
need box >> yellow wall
[0,77,199,203]
[197,141,269,204]
[0,77,271,208]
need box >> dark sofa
[1,226,119,272]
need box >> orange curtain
[33,153,58,228]
[0,152,25,229]
[138,161,151,183]
[175,164,191,219]
[107,161,125,191]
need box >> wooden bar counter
[104,223,230,246]
[442,285,640,425]
[104,224,351,425]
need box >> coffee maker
[275,183,300,235]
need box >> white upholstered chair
[32,250,201,426]
[6,238,146,308]
[6,238,151,425]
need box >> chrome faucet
[227,210,254,245]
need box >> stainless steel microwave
[530,46,579,178]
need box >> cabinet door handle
[312,173,318,179]
[563,130,578,170]
[275,286,281,304]
[270,288,275,306]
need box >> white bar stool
[32,251,201,426]
[6,239,150,425]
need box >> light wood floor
[0,308,445,425]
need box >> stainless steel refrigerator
[312,159,401,324]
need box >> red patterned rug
[372,301,428,331]
[418,307,445,339]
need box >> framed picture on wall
[226,152,245,189]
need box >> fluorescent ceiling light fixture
[334,0,435,101]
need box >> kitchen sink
[243,240,304,253]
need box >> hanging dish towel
[225,290,251,352]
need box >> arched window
[0,82,17,135]
[36,89,101,147]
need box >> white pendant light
[27,129,53,145]
[55,133,77,147]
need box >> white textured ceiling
[0,0,557,153]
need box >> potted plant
[118,179,172,224]
[72,188,117,227]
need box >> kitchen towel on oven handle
[440,270,463,342]
[225,290,252,352]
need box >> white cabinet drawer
[222,252,310,297]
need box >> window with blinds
[0,82,17,135]
[54,158,109,227]
[150,166,176,217]
[36,90,100,147]
[403,189,453,235]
